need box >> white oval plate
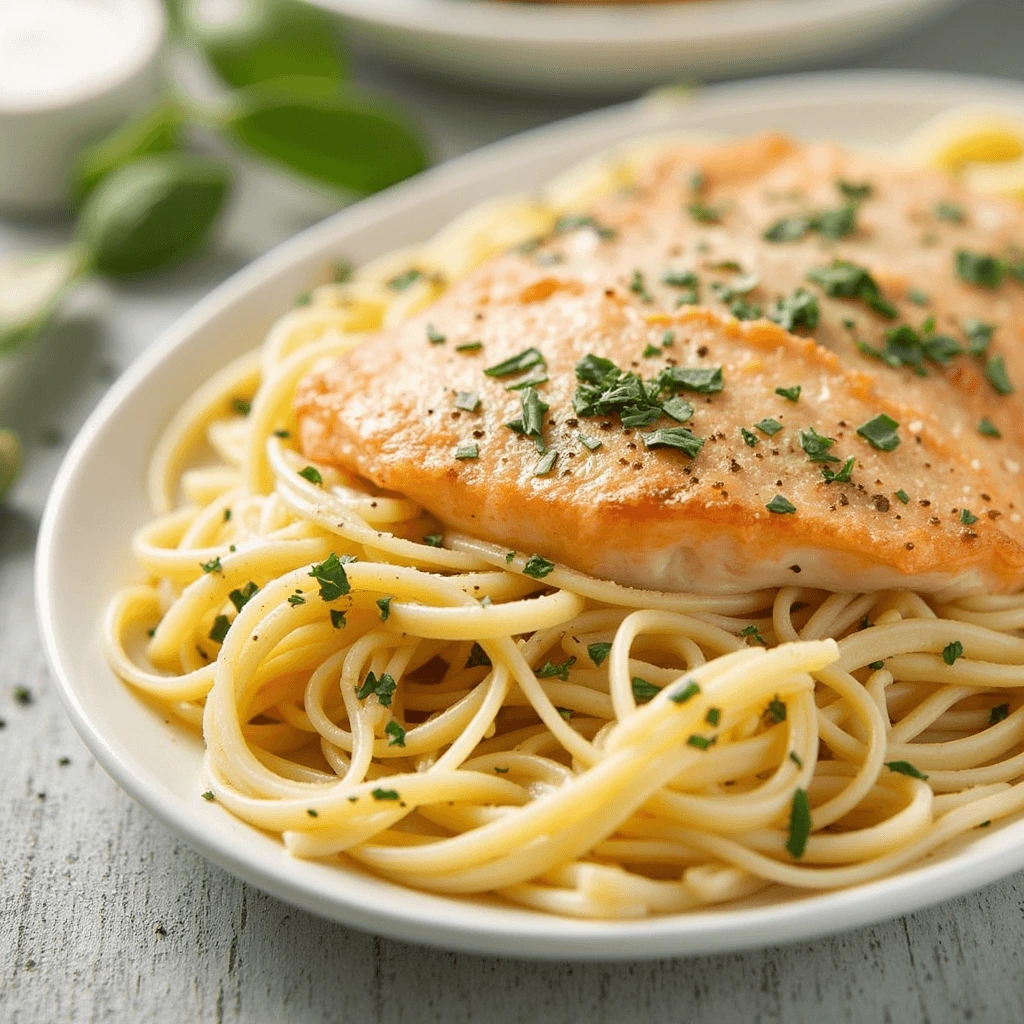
[317,0,964,93]
[37,71,1024,960]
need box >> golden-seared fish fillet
[296,135,1024,595]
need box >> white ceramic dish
[316,0,964,94]
[37,71,1024,960]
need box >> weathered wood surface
[6,7,1024,1019]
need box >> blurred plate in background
[315,0,965,94]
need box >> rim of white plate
[36,70,1024,960]
[319,0,959,45]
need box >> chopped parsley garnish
[376,596,393,621]
[229,582,258,612]
[895,489,909,504]
[767,696,786,724]
[705,707,721,726]
[837,179,874,202]
[822,457,855,484]
[662,269,698,289]
[907,289,929,306]
[357,671,396,706]
[332,258,353,283]
[371,788,400,801]
[688,201,722,224]
[643,343,661,358]
[537,656,577,681]
[885,761,929,780]
[670,680,701,704]
[455,443,479,460]
[287,594,305,606]
[208,615,230,644]
[985,355,1014,395]
[273,429,290,439]
[766,494,797,514]
[740,623,766,646]
[308,553,351,601]
[955,250,1005,289]
[961,508,978,525]
[387,268,421,291]
[728,297,762,321]
[990,703,1010,724]
[806,260,897,319]
[534,450,558,476]
[330,609,347,629]
[485,347,546,378]
[201,790,215,801]
[755,417,783,436]
[765,205,857,244]
[978,418,1001,438]
[661,330,675,347]
[764,215,812,243]
[640,427,704,458]
[665,366,724,393]
[942,641,963,665]
[868,661,885,670]
[856,414,900,452]
[385,720,406,747]
[687,734,715,750]
[963,318,994,357]
[454,391,480,412]
[232,398,251,416]
[588,642,612,666]
[662,396,695,423]
[629,269,653,302]
[506,386,548,440]
[775,385,801,403]
[467,643,491,668]
[426,324,445,344]
[769,289,819,332]
[455,341,482,353]
[789,751,803,769]
[786,789,812,859]
[293,292,311,307]
[935,202,965,223]
[557,708,573,721]
[298,465,323,486]
[741,427,758,448]
[423,534,443,547]
[578,433,603,451]
[523,554,555,579]
[799,427,839,463]
[200,556,222,574]
[553,214,616,239]
[631,677,660,703]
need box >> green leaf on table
[0,429,20,503]
[219,87,428,195]
[183,0,346,90]
[76,154,232,276]
[0,248,87,355]
[72,102,186,204]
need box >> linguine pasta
[105,133,1024,919]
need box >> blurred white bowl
[0,0,166,213]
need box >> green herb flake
[963,318,994,357]
[229,581,258,612]
[200,556,222,574]
[455,341,482,354]
[961,508,978,526]
[765,494,797,515]
[990,703,1010,724]
[201,790,215,802]
[775,385,801,403]
[895,489,909,504]
[305,807,318,817]
[789,751,803,769]
[357,671,397,706]
[308,552,351,601]
[631,677,661,703]
[578,433,603,451]
[332,259,354,283]
[942,640,964,665]
[935,202,965,223]
[454,391,480,413]
[467,643,491,668]
[640,426,704,458]
[705,707,721,726]
[687,734,715,750]
[740,623,767,646]
[208,615,230,644]
[688,202,722,224]
[769,289,819,332]
[588,642,612,667]
[376,596,393,621]
[662,270,698,289]
[330,609,347,629]
[298,465,323,486]
[907,288,929,306]
[806,260,897,319]
[523,554,555,579]
[868,661,885,671]
[537,656,577,682]
[786,789,812,859]
[885,760,929,780]
[557,707,573,721]
[293,292,311,307]
[287,594,305,606]
[455,443,479,461]
[629,269,653,303]
[387,268,422,292]
[385,720,406,747]
[534,450,558,476]
[642,343,661,358]
[426,324,446,344]
[857,413,900,452]
[822,456,855,484]
[978,418,1002,438]
[665,366,724,394]
[767,696,786,723]
[493,766,509,774]
[764,216,812,243]
[740,427,759,448]
[670,680,701,704]
[985,355,1015,395]
[371,788,400,801]
[232,398,251,416]
[755,417,783,436]
[484,347,546,378]
[837,180,874,202]
[799,427,839,464]
[955,250,1005,289]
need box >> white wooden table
[5,2,1024,1020]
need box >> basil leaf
[0,247,87,354]
[183,0,346,90]
[220,88,428,195]
[76,155,232,276]
[72,102,185,204]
